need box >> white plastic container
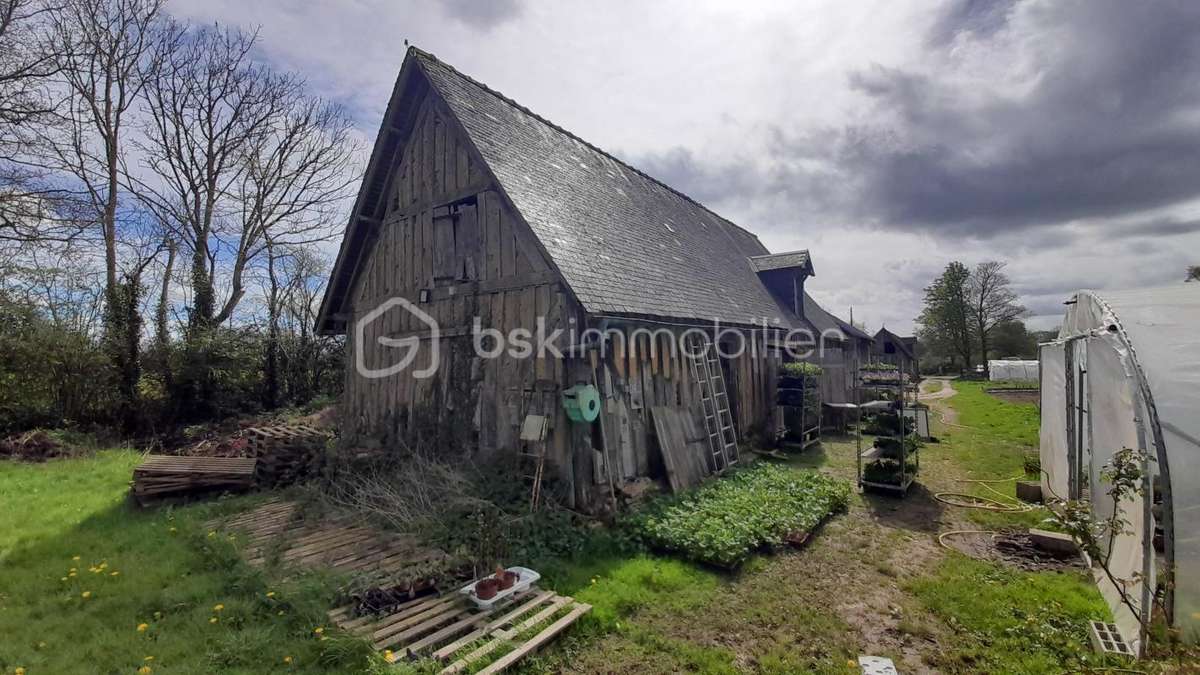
[458,566,541,610]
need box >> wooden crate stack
[246,424,329,487]
[133,455,257,504]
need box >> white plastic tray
[458,566,541,610]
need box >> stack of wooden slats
[246,424,328,486]
[132,455,257,504]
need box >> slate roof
[409,49,796,328]
[750,250,813,274]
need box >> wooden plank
[376,605,465,649]
[402,611,488,656]
[473,603,592,675]
[441,595,572,674]
[372,598,460,643]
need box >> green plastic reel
[562,384,601,423]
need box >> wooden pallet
[328,589,591,673]
[245,424,329,486]
[207,500,449,583]
[133,455,257,504]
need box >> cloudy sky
[171,0,1200,334]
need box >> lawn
[0,379,1150,674]
[0,450,384,675]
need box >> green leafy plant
[626,464,850,568]
[1047,447,1161,640]
[780,362,823,378]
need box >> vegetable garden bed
[627,464,850,568]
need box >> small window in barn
[432,207,456,282]
[454,198,480,281]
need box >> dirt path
[919,377,961,426]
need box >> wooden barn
[316,47,853,510]
[871,327,919,375]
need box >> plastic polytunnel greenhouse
[1039,284,1200,654]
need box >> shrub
[627,463,850,568]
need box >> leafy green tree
[1187,265,1200,282]
[916,261,974,372]
[989,319,1036,359]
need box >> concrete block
[1015,480,1043,503]
[1029,528,1078,555]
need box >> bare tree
[133,23,296,330]
[44,0,165,305]
[969,261,1026,376]
[0,0,77,243]
[218,95,359,325]
[41,0,167,425]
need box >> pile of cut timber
[246,424,328,486]
[133,455,257,504]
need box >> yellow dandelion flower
[277,610,284,616]
[37,642,46,649]
[98,562,107,570]
[137,622,149,632]
[143,655,154,661]
[72,555,80,561]
[383,650,394,662]
[69,567,76,573]
[168,527,177,534]
[68,571,76,577]
[313,626,323,635]
[153,611,162,619]
[15,667,26,675]
[212,603,224,612]
[265,591,275,598]
[207,531,216,538]
[60,576,67,582]
[81,591,91,599]
[110,571,119,577]
[209,616,218,624]
[283,655,293,664]
[138,666,152,675]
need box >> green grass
[949,380,1039,447]
[909,556,1114,674]
[0,450,385,675]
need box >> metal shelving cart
[855,360,919,494]
[776,364,822,450]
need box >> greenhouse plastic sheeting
[1038,343,1068,502]
[988,359,1038,381]
[1086,332,1147,651]
[1049,284,1200,647]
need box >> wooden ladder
[685,333,738,473]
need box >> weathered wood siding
[588,325,778,486]
[343,91,589,499]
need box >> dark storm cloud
[840,0,1200,236]
[440,0,523,30]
